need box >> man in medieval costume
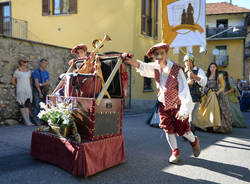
[122,43,201,164]
[52,44,91,95]
[184,54,207,134]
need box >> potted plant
[37,97,77,138]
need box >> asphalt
[0,112,249,184]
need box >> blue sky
[206,0,250,9]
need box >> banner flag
[162,0,206,53]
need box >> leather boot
[190,136,200,157]
[169,148,180,164]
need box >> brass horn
[92,34,112,51]
[92,39,103,49]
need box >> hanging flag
[162,0,206,53]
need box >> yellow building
[0,0,164,111]
[0,0,249,110]
[196,2,250,82]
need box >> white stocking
[165,133,178,150]
[183,131,195,143]
[20,108,32,125]
[24,108,32,124]
[20,108,28,124]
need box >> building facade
[0,0,249,111]
[198,2,250,82]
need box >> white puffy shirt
[136,59,194,118]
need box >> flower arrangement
[36,96,81,143]
[38,97,76,129]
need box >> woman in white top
[11,58,34,126]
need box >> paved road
[0,112,250,184]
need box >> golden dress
[198,74,232,133]
[225,78,246,128]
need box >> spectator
[11,58,34,126]
[240,81,250,112]
[241,80,248,91]
[32,58,49,125]
[236,78,243,94]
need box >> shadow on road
[182,157,250,183]
[0,152,33,175]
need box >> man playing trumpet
[68,44,92,72]
[52,44,90,95]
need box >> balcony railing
[0,16,28,39]
[214,55,229,67]
[206,26,246,39]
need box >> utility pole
[230,0,232,4]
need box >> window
[216,19,228,28]
[53,0,69,15]
[216,46,227,56]
[143,56,153,91]
[42,0,77,16]
[0,2,11,35]
[214,46,228,67]
[141,0,158,39]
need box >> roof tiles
[206,2,250,15]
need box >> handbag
[40,85,50,96]
[39,69,50,96]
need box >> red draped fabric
[30,132,125,177]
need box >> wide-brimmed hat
[183,54,195,62]
[146,43,170,58]
[71,44,88,55]
[18,56,29,64]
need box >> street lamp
[207,26,239,40]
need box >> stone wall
[0,35,73,123]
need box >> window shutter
[0,7,3,34]
[146,0,152,37]
[42,0,50,16]
[141,0,146,34]
[69,0,77,14]
[153,0,158,39]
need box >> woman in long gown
[197,63,232,133]
[222,71,247,128]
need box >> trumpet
[76,34,111,73]
[76,34,112,98]
[51,34,111,96]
